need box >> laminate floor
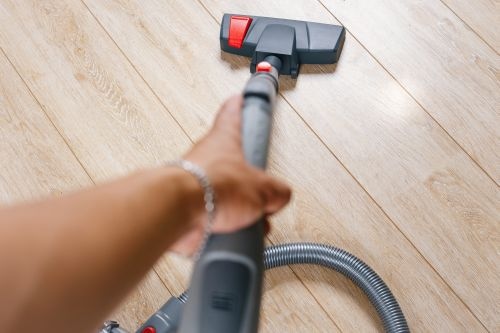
[0,1,498,331]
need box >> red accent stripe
[228,16,253,48]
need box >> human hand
[170,95,291,255]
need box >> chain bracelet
[167,160,216,261]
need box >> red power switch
[228,16,253,48]
[256,61,272,72]
[141,326,156,333]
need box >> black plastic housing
[220,14,345,77]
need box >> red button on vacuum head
[141,326,156,333]
[256,61,272,72]
[228,16,253,48]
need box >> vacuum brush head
[220,14,345,78]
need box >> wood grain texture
[318,0,500,184]
[203,0,500,330]
[0,50,90,202]
[441,0,500,51]
[0,0,190,180]
[0,47,173,328]
[0,1,341,331]
[82,0,489,331]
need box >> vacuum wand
[130,14,345,333]
[177,14,344,333]
[177,56,281,333]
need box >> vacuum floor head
[220,14,345,78]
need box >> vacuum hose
[169,243,409,333]
[262,243,409,332]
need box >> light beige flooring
[0,1,498,332]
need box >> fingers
[220,94,243,121]
[259,174,292,215]
[213,95,243,139]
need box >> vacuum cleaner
[100,14,410,333]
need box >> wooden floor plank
[0,48,170,329]
[0,1,341,331]
[440,0,500,51]
[201,0,500,330]
[82,0,488,331]
[0,49,90,202]
[0,2,180,325]
[318,0,500,184]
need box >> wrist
[166,160,217,259]
[165,166,206,230]
[139,166,205,237]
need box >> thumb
[212,95,243,140]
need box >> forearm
[0,95,292,333]
[0,167,202,333]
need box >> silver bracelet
[168,160,216,260]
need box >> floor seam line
[2,44,176,313]
[265,232,344,332]
[80,0,195,146]
[281,89,490,332]
[438,0,499,55]
[315,0,499,187]
[0,47,96,186]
